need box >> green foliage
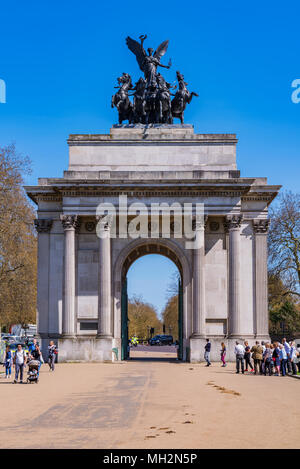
[128,295,162,339]
[269,300,300,335]
[0,144,37,328]
[162,294,178,340]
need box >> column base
[189,337,207,362]
[94,337,113,361]
[254,334,270,338]
[58,337,114,362]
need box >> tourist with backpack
[13,344,27,383]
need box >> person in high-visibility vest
[131,335,139,347]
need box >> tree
[268,191,300,297]
[128,295,162,339]
[0,144,37,329]
[160,269,180,340]
[162,295,178,340]
[269,300,300,337]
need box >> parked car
[148,335,173,346]
[2,335,23,344]
[9,342,29,357]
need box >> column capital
[224,214,243,232]
[34,218,53,233]
[60,214,80,231]
[96,214,113,231]
[253,219,270,234]
[192,214,208,231]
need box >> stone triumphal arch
[26,125,280,362]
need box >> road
[0,350,299,449]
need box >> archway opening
[121,252,183,362]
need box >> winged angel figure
[126,35,172,89]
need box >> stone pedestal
[58,337,113,362]
[189,337,206,363]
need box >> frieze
[242,196,272,202]
[60,190,246,198]
[36,196,62,202]
[33,191,274,201]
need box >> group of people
[204,337,300,376]
[2,339,58,383]
[233,339,300,376]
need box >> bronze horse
[111,73,134,124]
[171,71,198,124]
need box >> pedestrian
[279,344,288,376]
[28,338,37,355]
[263,343,272,376]
[269,343,275,374]
[290,341,298,375]
[3,345,12,379]
[250,341,263,375]
[204,339,211,367]
[30,343,43,377]
[294,349,300,374]
[244,341,254,372]
[282,338,291,373]
[234,341,245,374]
[260,341,266,374]
[220,342,226,367]
[272,342,281,376]
[48,341,57,372]
[13,344,27,383]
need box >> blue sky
[0,0,299,313]
[127,255,178,318]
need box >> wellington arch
[25,125,281,362]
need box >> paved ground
[0,349,299,449]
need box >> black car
[148,335,173,346]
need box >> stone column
[253,219,270,338]
[192,216,207,337]
[97,216,112,338]
[224,214,243,337]
[34,219,53,339]
[60,215,79,337]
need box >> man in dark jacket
[204,339,211,366]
